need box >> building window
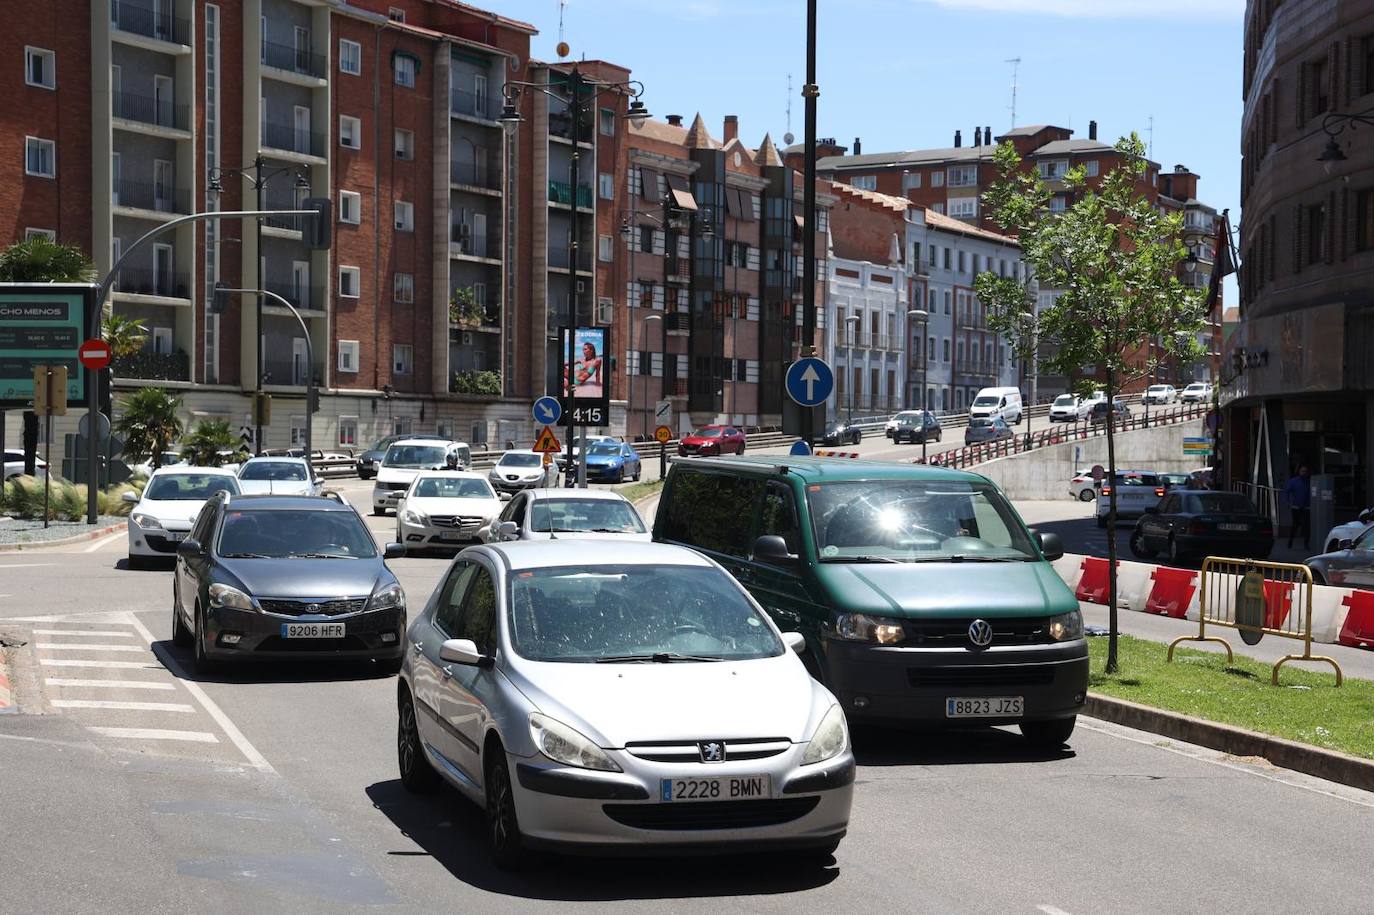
[850,175,876,190]
[338,340,359,373]
[1084,160,1099,177]
[338,266,360,297]
[394,55,416,88]
[947,165,977,187]
[598,235,613,262]
[394,128,414,160]
[24,136,55,178]
[392,416,411,435]
[388,7,405,22]
[25,47,55,89]
[932,202,945,214]
[339,39,361,75]
[725,241,749,268]
[599,108,615,136]
[903,171,922,190]
[943,248,952,270]
[943,290,952,314]
[599,172,614,200]
[638,224,654,254]
[1038,159,1069,180]
[1357,189,1374,252]
[1048,195,1067,213]
[24,228,55,241]
[339,115,361,149]
[393,272,414,303]
[942,338,951,362]
[393,343,413,375]
[338,415,358,446]
[949,197,977,219]
[1307,202,1327,264]
[1309,57,1330,116]
[338,190,361,224]
[931,171,944,188]
[394,200,414,232]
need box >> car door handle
[441,665,454,680]
[412,640,425,653]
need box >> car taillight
[1155,487,1166,497]
[1100,486,1113,496]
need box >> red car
[678,425,746,456]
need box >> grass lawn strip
[1088,635,1374,761]
[618,478,665,506]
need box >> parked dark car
[1089,399,1132,425]
[173,493,407,672]
[678,425,746,456]
[820,421,863,446]
[1306,525,1374,589]
[1129,490,1273,565]
[356,434,447,479]
[964,416,1013,446]
[890,410,942,444]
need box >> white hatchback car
[396,540,854,867]
[1142,384,1178,405]
[488,450,555,497]
[396,471,503,552]
[1322,508,1374,555]
[125,467,240,567]
[481,488,650,543]
[236,457,322,497]
[3,450,49,481]
[1049,395,1090,422]
[1180,382,1213,403]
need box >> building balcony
[113,90,189,132]
[450,160,500,191]
[450,226,501,260]
[110,1,189,46]
[548,180,593,209]
[261,39,326,80]
[548,246,593,272]
[264,283,326,314]
[262,210,305,234]
[262,358,324,388]
[664,257,690,283]
[450,88,499,121]
[548,109,594,143]
[665,312,691,333]
[111,349,190,382]
[110,266,191,300]
[450,309,502,336]
[261,121,326,159]
[112,179,191,216]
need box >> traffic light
[304,197,332,251]
[254,391,272,426]
[307,387,320,415]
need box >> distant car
[487,450,553,496]
[964,415,1013,446]
[480,488,650,543]
[1096,471,1163,527]
[1159,472,1192,492]
[1141,384,1178,405]
[1069,468,1099,502]
[1180,382,1213,403]
[126,467,241,568]
[820,421,863,446]
[132,451,187,478]
[373,439,469,515]
[1130,490,1273,565]
[172,493,407,672]
[582,440,642,483]
[396,471,503,552]
[678,425,746,456]
[236,457,322,497]
[884,414,901,437]
[555,435,620,472]
[1306,525,1374,589]
[1089,399,1131,425]
[1049,394,1090,422]
[890,410,942,444]
[3,450,49,481]
[356,433,448,480]
[1321,508,1374,555]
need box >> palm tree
[103,312,148,359]
[0,237,95,283]
[179,419,243,466]
[115,387,184,470]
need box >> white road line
[124,612,276,774]
[40,659,162,670]
[88,727,218,743]
[0,563,54,569]
[84,532,126,553]
[45,678,175,691]
[33,629,136,637]
[51,699,195,712]
[34,643,147,652]
[1038,906,1075,915]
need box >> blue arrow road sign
[533,396,562,425]
[785,357,834,407]
[789,440,812,457]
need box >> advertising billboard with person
[559,327,609,426]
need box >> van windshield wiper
[824,555,904,564]
[221,552,275,559]
[595,653,724,663]
[910,554,1033,563]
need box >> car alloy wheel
[1078,488,1095,502]
[192,604,216,674]
[397,688,440,793]
[1130,529,1157,560]
[485,750,527,869]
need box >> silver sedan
[395,540,853,868]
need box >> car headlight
[802,704,849,765]
[834,612,904,645]
[1047,610,1084,642]
[529,712,621,772]
[401,509,427,525]
[208,583,257,611]
[367,582,405,612]
[130,513,163,530]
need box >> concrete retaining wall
[977,420,1207,500]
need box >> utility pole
[565,69,582,486]
[1006,57,1021,129]
[800,0,819,447]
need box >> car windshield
[694,428,723,438]
[1054,395,1075,406]
[239,462,307,481]
[413,477,494,499]
[216,509,377,559]
[499,453,542,468]
[145,474,239,500]
[384,445,448,469]
[529,498,645,533]
[972,396,999,407]
[896,413,920,423]
[508,564,782,662]
[969,418,992,428]
[809,480,1037,562]
[588,443,621,456]
[1183,493,1256,514]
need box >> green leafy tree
[115,387,184,469]
[102,312,148,359]
[0,236,96,283]
[975,134,1207,674]
[179,419,244,466]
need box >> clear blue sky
[503,0,1244,291]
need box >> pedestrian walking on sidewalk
[1284,465,1312,550]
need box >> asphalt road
[3,517,1373,915]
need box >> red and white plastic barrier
[813,450,859,458]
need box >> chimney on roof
[954,129,962,148]
[974,127,982,146]
[723,114,738,143]
[854,137,862,155]
[666,114,683,127]
[985,126,991,145]
[1089,120,1098,141]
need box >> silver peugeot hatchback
[395,540,853,868]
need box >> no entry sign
[78,338,111,371]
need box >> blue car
[584,441,642,483]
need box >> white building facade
[825,244,911,420]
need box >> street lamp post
[1019,309,1038,449]
[907,308,929,463]
[1318,108,1374,171]
[634,313,662,439]
[844,315,860,423]
[501,62,648,487]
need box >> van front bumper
[821,639,1088,726]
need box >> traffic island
[0,515,125,550]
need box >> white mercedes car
[125,467,240,567]
[395,540,854,867]
[396,471,503,552]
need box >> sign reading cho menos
[0,285,94,407]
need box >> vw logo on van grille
[967,619,994,649]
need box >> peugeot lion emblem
[698,741,725,763]
[968,619,994,648]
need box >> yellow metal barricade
[1168,557,1342,686]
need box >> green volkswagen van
[653,456,1088,748]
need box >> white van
[372,439,471,515]
[968,387,1024,425]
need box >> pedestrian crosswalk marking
[34,643,146,652]
[33,629,136,638]
[87,727,219,743]
[51,699,195,713]
[41,659,162,670]
[44,678,175,691]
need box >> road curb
[0,521,125,552]
[1085,692,1374,793]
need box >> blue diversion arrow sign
[533,396,562,426]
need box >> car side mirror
[497,521,519,540]
[440,638,492,668]
[384,542,406,559]
[782,631,806,655]
[752,534,796,566]
[1360,510,1373,524]
[446,454,458,469]
[176,538,203,559]
[1339,538,1355,551]
[121,491,139,504]
[1033,530,1064,561]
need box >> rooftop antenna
[784,73,795,146]
[558,0,567,46]
[1147,114,1155,159]
[1005,57,1021,129]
